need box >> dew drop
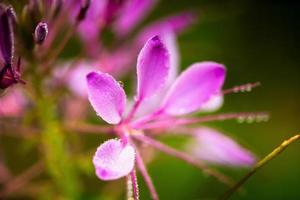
[245,84,252,92]
[118,81,124,87]
[233,86,240,93]
[246,115,255,123]
[237,116,245,123]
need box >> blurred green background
[1,0,300,199]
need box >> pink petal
[133,31,179,118]
[113,0,156,37]
[188,128,255,167]
[134,11,196,48]
[67,62,94,97]
[98,48,134,77]
[87,72,126,124]
[136,36,170,101]
[0,89,26,117]
[93,139,135,180]
[160,62,226,116]
[200,95,224,112]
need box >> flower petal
[93,139,135,180]
[67,62,94,97]
[135,11,196,46]
[200,95,224,112]
[136,36,170,101]
[160,62,226,115]
[0,89,26,117]
[87,72,126,124]
[113,0,156,37]
[188,128,255,167]
[133,31,178,118]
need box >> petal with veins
[134,31,178,118]
[136,36,170,102]
[160,62,226,116]
[87,72,126,124]
[113,0,156,37]
[93,139,135,180]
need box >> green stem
[220,134,300,200]
[32,66,80,198]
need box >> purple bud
[0,58,24,90]
[76,0,91,22]
[0,4,14,65]
[0,65,18,89]
[34,22,48,44]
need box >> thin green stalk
[31,63,80,198]
[36,96,80,199]
[220,134,300,200]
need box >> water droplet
[245,84,252,92]
[118,81,124,87]
[233,87,240,93]
[237,116,245,123]
[246,115,255,123]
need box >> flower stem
[37,96,81,199]
[32,68,80,198]
[127,169,139,200]
[135,148,159,200]
[220,134,300,200]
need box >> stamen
[133,134,235,187]
[141,112,269,130]
[222,82,261,95]
[135,148,159,200]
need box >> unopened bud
[34,22,48,44]
[76,0,90,22]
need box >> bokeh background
[1,0,300,199]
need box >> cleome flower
[86,35,264,199]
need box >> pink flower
[0,89,26,117]
[86,35,259,199]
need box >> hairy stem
[135,148,159,200]
[36,96,81,199]
[127,169,139,200]
[32,66,80,199]
[220,134,300,200]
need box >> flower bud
[76,0,90,22]
[0,58,24,90]
[34,22,48,44]
[0,4,14,65]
